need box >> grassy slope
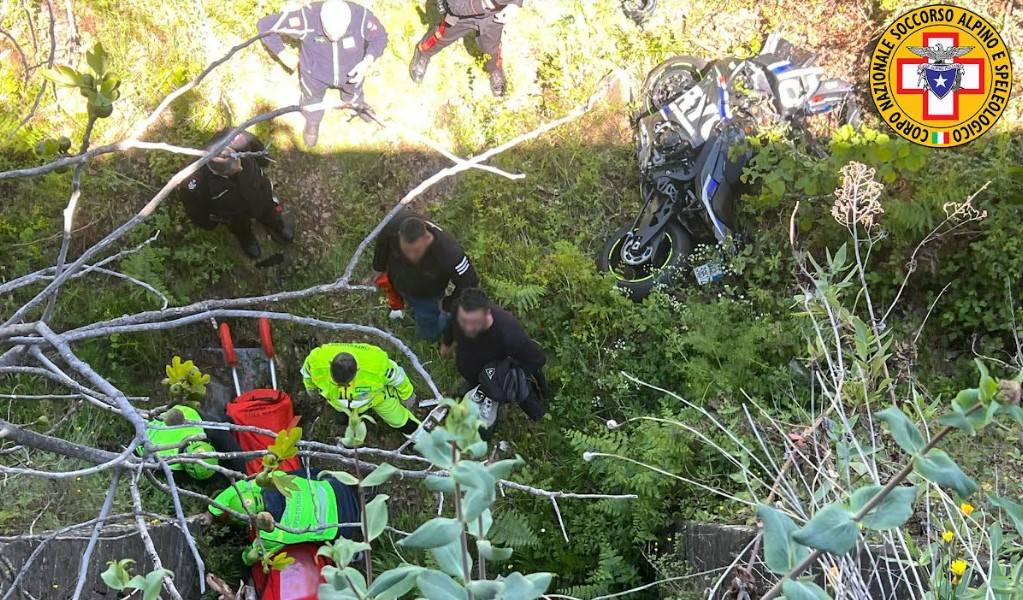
[1,0,1022,595]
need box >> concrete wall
[0,520,202,600]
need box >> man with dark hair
[300,342,420,435]
[442,287,547,426]
[409,0,523,96]
[257,0,388,146]
[177,129,293,260]
[372,209,478,340]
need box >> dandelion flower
[950,559,968,582]
[942,531,954,543]
[960,502,975,517]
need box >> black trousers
[416,14,505,73]
[225,202,287,243]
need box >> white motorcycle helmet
[463,385,498,430]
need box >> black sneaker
[489,69,507,97]
[409,48,430,83]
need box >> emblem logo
[869,5,1012,147]
[485,368,496,379]
[187,179,197,190]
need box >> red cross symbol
[896,32,985,120]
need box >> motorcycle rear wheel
[642,56,708,113]
[599,221,693,300]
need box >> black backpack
[477,358,534,405]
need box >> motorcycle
[598,33,860,299]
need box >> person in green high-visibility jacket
[300,342,420,435]
[138,405,231,481]
[203,468,361,564]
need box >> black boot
[489,69,507,97]
[410,48,431,83]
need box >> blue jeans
[405,295,450,340]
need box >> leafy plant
[160,356,210,404]
[317,394,553,600]
[41,43,121,119]
[100,559,173,600]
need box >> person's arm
[362,7,388,60]
[300,357,318,393]
[384,360,415,402]
[505,319,546,376]
[207,486,239,519]
[257,8,305,68]
[179,180,217,230]
[440,319,456,357]
[371,233,390,273]
[237,159,275,215]
[442,246,479,312]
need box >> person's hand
[348,56,375,85]
[279,51,299,72]
[494,3,520,24]
[198,512,214,528]
[439,343,455,359]
[403,394,418,409]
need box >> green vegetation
[1,0,1022,597]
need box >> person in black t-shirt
[371,210,478,340]
[441,287,546,421]
[177,129,293,259]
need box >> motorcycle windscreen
[252,542,324,600]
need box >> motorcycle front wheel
[622,0,656,23]
[598,220,693,300]
[642,56,708,113]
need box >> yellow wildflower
[942,531,954,543]
[960,502,975,517]
[950,559,968,579]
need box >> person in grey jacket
[258,0,388,146]
[410,0,523,96]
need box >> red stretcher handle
[218,322,238,367]
[259,318,275,359]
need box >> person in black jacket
[441,287,546,421]
[177,129,293,260]
[372,210,478,340]
[409,0,523,96]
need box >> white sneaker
[480,397,494,420]
[388,310,405,320]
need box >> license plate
[693,260,725,285]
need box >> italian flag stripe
[932,131,949,145]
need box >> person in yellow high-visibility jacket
[300,342,420,434]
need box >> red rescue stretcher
[213,318,326,600]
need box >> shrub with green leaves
[317,394,553,600]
